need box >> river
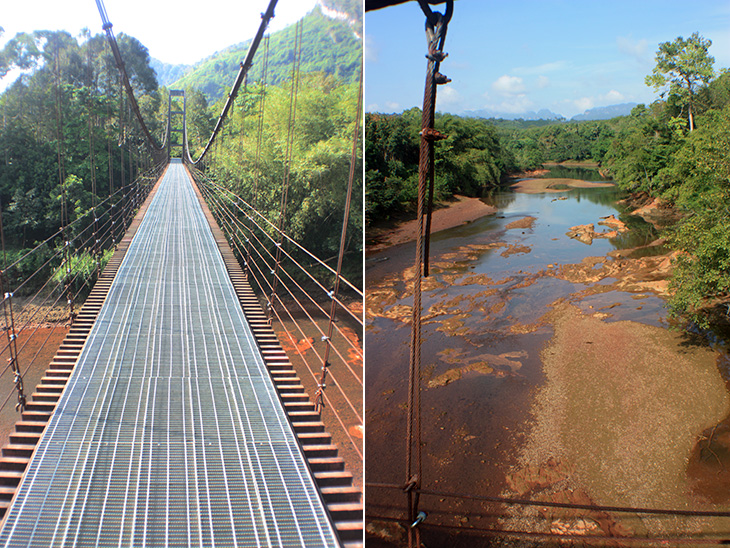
[365,167,730,546]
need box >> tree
[645,33,715,132]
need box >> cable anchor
[411,511,427,529]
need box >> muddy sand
[510,178,614,194]
[503,301,730,539]
[367,195,497,252]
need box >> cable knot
[434,72,451,85]
[425,50,448,63]
[419,128,448,141]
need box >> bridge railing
[0,162,164,417]
[188,165,364,466]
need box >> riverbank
[502,300,730,539]
[366,194,497,253]
[510,177,614,194]
[366,178,730,545]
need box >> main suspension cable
[184,0,278,166]
[406,2,453,546]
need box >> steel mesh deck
[0,161,339,548]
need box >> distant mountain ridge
[462,108,565,121]
[159,2,361,102]
[150,59,192,88]
[570,103,638,121]
[456,103,638,123]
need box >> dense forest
[366,33,730,328]
[0,8,362,289]
[172,6,361,102]
[0,29,161,250]
[202,71,363,282]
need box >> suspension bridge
[0,0,363,546]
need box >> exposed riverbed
[365,168,730,546]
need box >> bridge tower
[167,89,186,159]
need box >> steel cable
[201,187,363,361]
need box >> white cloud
[617,36,649,63]
[603,89,625,102]
[385,101,401,112]
[437,86,461,108]
[537,75,550,89]
[366,103,380,112]
[573,97,594,112]
[492,75,526,96]
[365,34,378,63]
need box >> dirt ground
[268,298,364,492]
[367,195,497,253]
[0,325,68,448]
[501,301,730,540]
[509,178,614,194]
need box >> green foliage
[602,104,680,194]
[599,34,729,326]
[645,32,715,130]
[173,6,361,102]
[0,28,160,251]
[52,248,114,291]
[365,110,513,223]
[670,188,730,329]
[205,73,362,283]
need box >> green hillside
[171,5,361,101]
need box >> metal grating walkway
[0,161,340,547]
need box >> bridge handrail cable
[197,175,363,299]
[199,185,363,364]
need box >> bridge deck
[0,162,339,547]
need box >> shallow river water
[365,171,730,546]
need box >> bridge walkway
[0,161,359,547]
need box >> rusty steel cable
[196,197,364,457]
[364,512,730,546]
[196,181,363,427]
[266,303,363,460]
[205,187,364,339]
[269,18,303,324]
[0,204,25,412]
[405,2,453,546]
[199,176,363,298]
[315,63,363,413]
[184,0,278,166]
[95,0,167,160]
[247,33,270,275]
[199,182,363,357]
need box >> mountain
[571,103,638,121]
[169,3,361,102]
[320,0,362,36]
[462,108,565,121]
[150,59,192,88]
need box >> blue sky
[365,0,730,118]
[0,0,317,68]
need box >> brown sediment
[502,300,730,538]
[427,348,527,388]
[510,178,614,194]
[500,244,532,258]
[367,195,497,252]
[505,216,537,230]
